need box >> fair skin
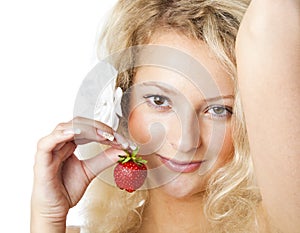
[31,0,300,232]
[31,117,129,233]
[128,32,234,233]
[236,0,300,232]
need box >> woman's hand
[31,117,131,233]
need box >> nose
[172,105,201,153]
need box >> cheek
[128,105,170,156]
[215,122,234,162]
[128,106,151,144]
[198,120,234,172]
[200,119,233,151]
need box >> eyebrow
[140,82,234,101]
[205,95,234,102]
[141,82,177,95]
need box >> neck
[138,189,209,233]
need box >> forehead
[134,67,233,107]
[133,31,233,98]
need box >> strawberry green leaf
[131,147,139,157]
[138,159,148,164]
[122,156,131,164]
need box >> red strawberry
[113,148,147,193]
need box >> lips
[158,155,204,173]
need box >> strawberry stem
[117,147,147,166]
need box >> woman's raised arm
[236,1,300,232]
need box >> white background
[0,0,117,231]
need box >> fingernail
[129,141,137,151]
[113,132,129,149]
[97,129,114,141]
[63,128,81,135]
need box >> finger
[35,128,80,167]
[51,119,114,146]
[70,117,130,148]
[56,117,136,151]
[71,117,115,141]
[55,117,115,140]
[71,117,134,149]
[53,141,66,152]
[53,141,77,162]
[37,129,78,154]
[72,127,115,146]
[82,148,127,181]
[72,116,114,136]
[53,128,80,152]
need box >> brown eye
[144,95,172,111]
[153,96,165,105]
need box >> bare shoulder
[66,226,81,233]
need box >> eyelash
[143,95,172,111]
[204,105,233,119]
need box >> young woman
[31,0,300,232]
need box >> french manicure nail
[129,142,138,151]
[113,132,129,149]
[63,128,81,135]
[121,142,129,149]
[97,129,114,141]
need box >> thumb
[82,147,126,181]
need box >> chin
[156,172,207,199]
[145,155,209,198]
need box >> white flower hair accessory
[73,61,123,131]
[94,77,123,131]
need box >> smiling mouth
[157,155,205,173]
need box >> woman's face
[127,31,234,198]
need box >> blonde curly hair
[80,0,261,232]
